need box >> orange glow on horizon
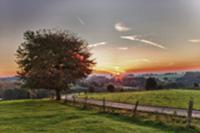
[94,65,200,75]
[1,65,200,77]
[0,71,16,77]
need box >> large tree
[16,29,95,100]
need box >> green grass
[0,99,199,133]
[83,89,200,109]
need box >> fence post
[102,97,106,112]
[83,96,88,109]
[132,101,139,116]
[186,98,193,128]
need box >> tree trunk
[55,89,61,100]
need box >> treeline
[0,88,53,100]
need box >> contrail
[121,35,166,49]
[88,42,107,48]
[139,39,166,49]
[76,16,85,25]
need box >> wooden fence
[65,96,196,128]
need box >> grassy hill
[0,99,198,133]
[82,89,200,109]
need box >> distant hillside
[0,76,19,89]
[0,77,19,82]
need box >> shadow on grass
[1,100,199,133]
[94,112,199,133]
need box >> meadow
[82,89,200,109]
[0,99,199,133]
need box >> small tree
[16,29,95,100]
[193,83,199,88]
[145,77,157,90]
[88,86,95,92]
[107,84,115,92]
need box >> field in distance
[82,89,200,110]
[0,99,199,133]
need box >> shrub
[29,89,53,99]
[145,77,157,90]
[193,83,199,88]
[88,86,95,92]
[3,89,29,100]
[107,84,115,92]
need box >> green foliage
[16,29,95,100]
[1,88,52,100]
[2,89,29,100]
[84,89,200,109]
[107,84,115,92]
[0,99,199,133]
[193,83,199,88]
[145,77,158,90]
[29,89,53,99]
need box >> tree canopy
[145,77,158,90]
[16,29,95,100]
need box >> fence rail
[64,95,200,119]
[64,95,200,127]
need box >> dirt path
[64,95,200,119]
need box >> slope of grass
[0,99,198,133]
[83,89,200,109]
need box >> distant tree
[165,82,178,89]
[88,86,95,92]
[16,29,95,100]
[3,89,29,100]
[107,84,115,92]
[193,83,199,88]
[163,77,168,81]
[145,77,157,90]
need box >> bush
[193,83,199,88]
[107,84,115,92]
[29,89,53,99]
[145,77,157,90]
[35,89,52,98]
[3,89,29,100]
[88,86,95,92]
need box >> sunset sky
[1,0,200,76]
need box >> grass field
[82,89,200,109]
[0,99,199,133]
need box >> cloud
[188,39,200,43]
[117,47,128,50]
[139,39,166,49]
[114,22,131,32]
[120,35,138,40]
[88,42,107,48]
[128,58,151,63]
[76,16,85,25]
[120,35,166,49]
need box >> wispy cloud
[88,42,107,48]
[76,16,85,25]
[128,58,151,63]
[120,35,166,49]
[117,47,128,50]
[188,39,200,43]
[115,22,131,32]
[139,39,166,49]
[120,35,138,40]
